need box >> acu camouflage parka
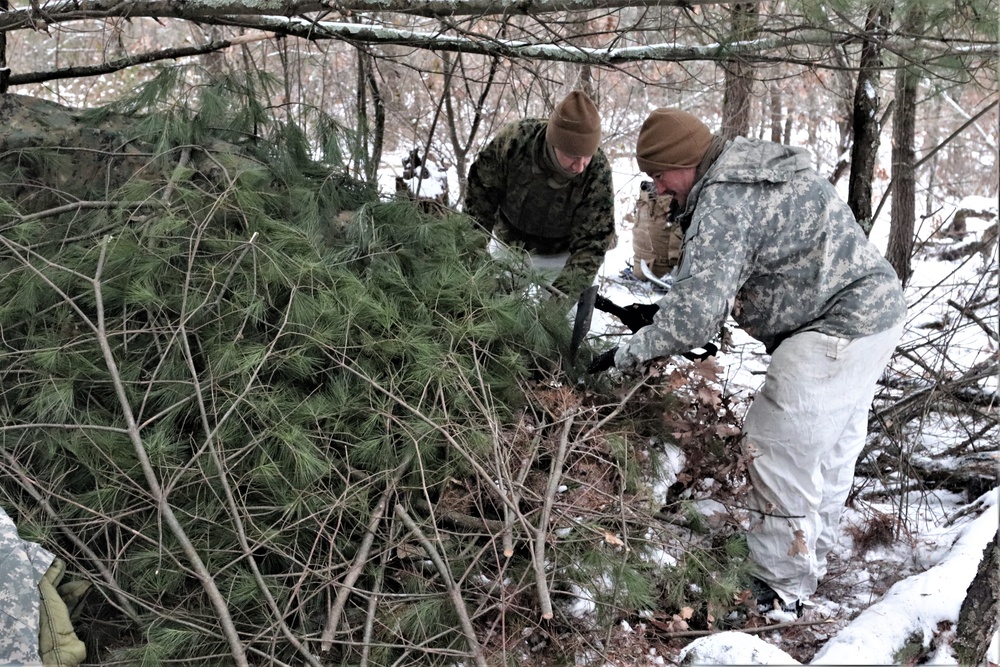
[616,136,906,370]
[464,119,616,298]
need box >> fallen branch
[653,617,837,638]
[394,504,488,667]
[533,409,576,620]
[871,361,999,433]
[321,452,413,652]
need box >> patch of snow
[811,489,998,664]
[649,443,685,506]
[677,631,801,665]
[564,582,598,618]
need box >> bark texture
[886,26,921,286]
[954,528,1000,666]
[847,1,891,238]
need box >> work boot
[751,578,803,618]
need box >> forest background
[0,0,998,665]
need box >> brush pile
[0,76,751,666]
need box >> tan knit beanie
[635,108,713,174]
[545,91,602,157]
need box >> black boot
[751,578,803,617]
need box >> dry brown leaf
[669,616,690,631]
[697,385,722,408]
[692,360,721,381]
[678,606,694,620]
[715,423,742,437]
[787,529,809,556]
[603,531,625,547]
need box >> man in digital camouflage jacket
[599,108,907,614]
[464,91,616,300]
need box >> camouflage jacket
[465,119,616,297]
[0,507,53,665]
[616,137,906,370]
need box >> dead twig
[654,617,838,638]
[394,504,488,667]
[533,409,576,620]
[947,298,999,342]
[321,452,413,652]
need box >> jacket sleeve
[464,130,511,236]
[615,188,752,369]
[551,153,616,298]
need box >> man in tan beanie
[464,90,615,299]
[590,108,907,619]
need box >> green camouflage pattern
[465,119,615,297]
[0,507,53,665]
[616,137,906,370]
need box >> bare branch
[394,503,488,667]
[6,33,274,85]
[533,409,575,620]
[208,15,998,67]
[0,0,715,30]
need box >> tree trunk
[886,8,924,286]
[355,47,385,184]
[720,3,758,140]
[847,1,891,238]
[954,528,1000,666]
[0,0,8,93]
[769,81,782,143]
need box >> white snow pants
[743,322,904,605]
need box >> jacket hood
[677,137,812,225]
[704,136,813,186]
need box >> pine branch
[90,236,250,667]
[324,345,523,517]
[10,200,156,224]
[177,282,325,667]
[394,504,488,667]
[7,33,275,86]
[1,450,143,625]
[463,341,535,558]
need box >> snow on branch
[1,0,714,31]
[202,15,1000,66]
[188,16,855,65]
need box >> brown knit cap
[545,91,602,157]
[635,108,713,174]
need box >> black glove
[587,346,619,374]
[617,302,660,333]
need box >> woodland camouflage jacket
[465,119,615,297]
[616,137,907,370]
